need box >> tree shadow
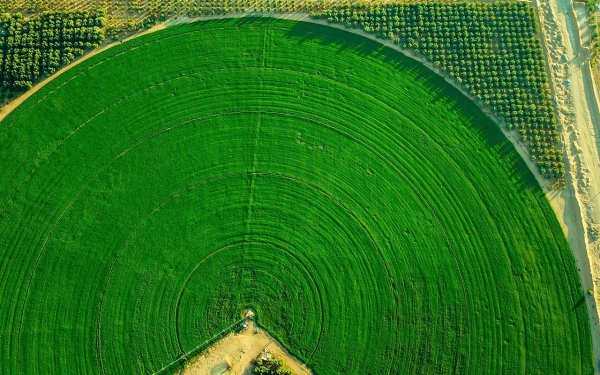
[184,16,542,194]
[279,18,541,193]
[573,295,586,310]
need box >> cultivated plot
[0,18,592,374]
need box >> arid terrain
[534,0,600,370]
[178,321,312,375]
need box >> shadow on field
[278,19,541,194]
[574,295,586,310]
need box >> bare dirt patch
[177,320,312,375]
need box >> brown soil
[176,320,312,375]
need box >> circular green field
[0,18,592,374]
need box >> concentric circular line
[95,170,390,374]
[13,107,471,374]
[171,237,326,370]
[1,18,591,375]
[10,27,478,371]
[0,62,413,221]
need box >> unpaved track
[1,8,599,371]
[534,0,600,370]
[0,24,168,123]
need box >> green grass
[315,2,564,179]
[0,17,592,374]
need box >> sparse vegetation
[253,355,293,375]
[583,0,600,63]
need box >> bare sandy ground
[2,7,599,372]
[534,0,600,370]
[177,320,312,375]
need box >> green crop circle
[0,17,592,375]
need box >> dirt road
[535,0,600,370]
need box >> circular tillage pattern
[0,18,592,374]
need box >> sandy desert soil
[534,0,600,370]
[177,320,312,375]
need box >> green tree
[253,356,293,375]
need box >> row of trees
[0,10,105,91]
[0,2,564,179]
[314,2,565,179]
